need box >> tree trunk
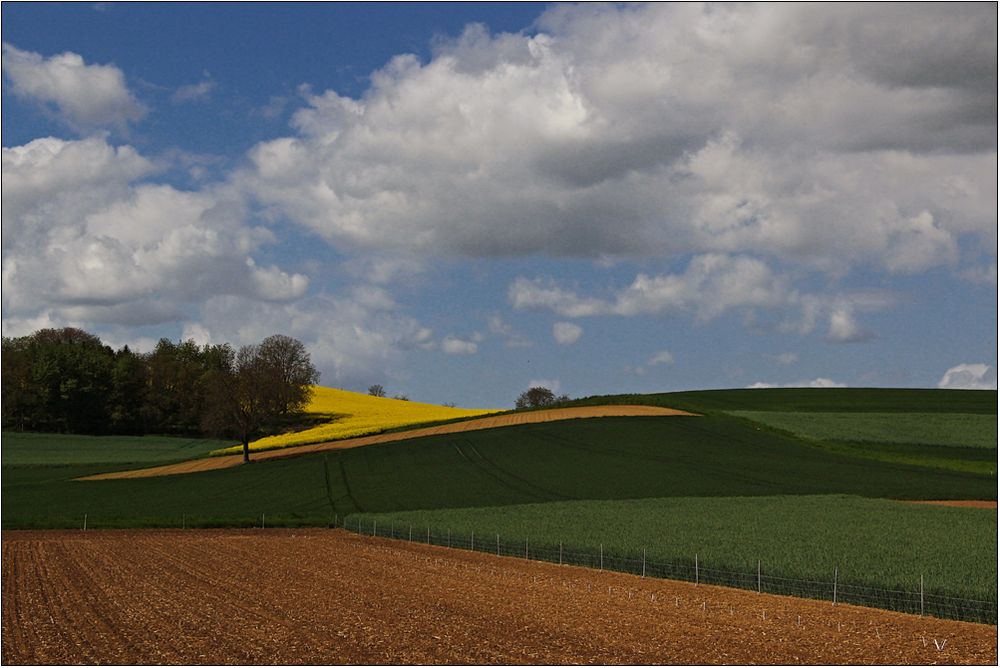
[242,437,250,463]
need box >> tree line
[2,328,318,460]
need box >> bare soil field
[3,529,995,665]
[81,405,695,480]
[903,500,997,509]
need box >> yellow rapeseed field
[211,386,499,455]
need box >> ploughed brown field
[3,530,995,665]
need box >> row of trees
[2,328,319,461]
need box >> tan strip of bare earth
[2,529,994,665]
[902,500,997,510]
[79,405,695,481]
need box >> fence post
[496,533,500,556]
[427,525,430,544]
[833,566,838,605]
[600,543,603,571]
[559,542,563,565]
[182,514,185,530]
[409,524,412,541]
[83,513,87,531]
[525,537,528,560]
[920,574,924,616]
[261,513,265,529]
[448,529,451,548]
[642,549,646,578]
[471,530,475,552]
[695,553,699,585]
[757,559,761,593]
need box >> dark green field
[3,388,995,619]
[3,403,995,527]
[1,432,235,466]
[565,387,997,414]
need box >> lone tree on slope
[202,335,320,463]
[516,386,555,409]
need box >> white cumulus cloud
[2,42,147,132]
[442,336,478,355]
[235,3,994,280]
[747,378,846,389]
[648,350,674,366]
[2,136,308,327]
[937,364,997,390]
[552,321,582,345]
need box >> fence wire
[345,517,997,625]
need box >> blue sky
[3,2,997,407]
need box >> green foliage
[356,495,998,601]
[3,328,317,454]
[2,328,114,433]
[2,328,234,436]
[515,386,556,409]
[200,335,320,461]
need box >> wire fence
[341,515,997,625]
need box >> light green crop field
[727,411,998,475]
[728,411,998,448]
[355,494,997,607]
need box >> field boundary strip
[78,405,697,481]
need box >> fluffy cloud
[2,136,308,327]
[487,316,532,348]
[441,336,478,355]
[172,78,215,103]
[510,254,793,320]
[2,42,147,131]
[747,378,846,389]
[552,321,582,345]
[648,351,674,366]
[937,364,997,390]
[511,256,900,344]
[238,3,994,279]
[182,290,432,389]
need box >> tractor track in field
[2,529,995,665]
[78,405,696,481]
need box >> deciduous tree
[202,336,319,463]
[515,386,556,409]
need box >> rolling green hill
[565,387,998,414]
[3,398,995,528]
